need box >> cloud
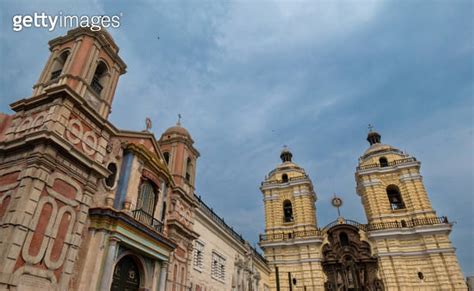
[1,0,472,276]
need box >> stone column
[99,238,119,291]
[158,261,169,291]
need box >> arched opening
[161,202,167,222]
[50,50,70,80]
[111,255,141,291]
[136,180,158,224]
[387,185,405,210]
[163,152,170,164]
[91,61,108,95]
[185,157,192,182]
[339,232,349,246]
[379,157,388,167]
[283,200,293,223]
[281,173,288,183]
[105,163,117,188]
[401,220,407,227]
[418,271,424,280]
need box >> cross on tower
[177,113,182,126]
[368,124,374,132]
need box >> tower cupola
[280,147,293,163]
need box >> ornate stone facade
[259,132,467,290]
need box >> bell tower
[33,27,126,119]
[158,118,200,290]
[0,28,127,290]
[355,128,466,289]
[259,148,324,290]
[355,128,437,224]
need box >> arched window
[387,185,405,210]
[91,61,108,95]
[283,200,293,222]
[105,163,117,188]
[161,202,167,222]
[281,173,288,183]
[379,157,388,167]
[50,50,70,80]
[163,152,170,164]
[136,180,158,216]
[339,232,349,246]
[401,220,407,227]
[185,157,192,182]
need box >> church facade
[0,28,467,291]
[259,132,466,290]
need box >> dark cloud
[1,0,472,276]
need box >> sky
[1,0,473,276]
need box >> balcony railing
[132,208,164,233]
[357,157,417,171]
[50,69,62,80]
[259,216,450,242]
[366,216,449,231]
[91,76,104,95]
[262,175,309,185]
[260,229,322,242]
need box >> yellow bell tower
[355,128,466,290]
[259,148,324,290]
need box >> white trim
[260,238,323,248]
[377,247,455,257]
[271,258,322,265]
[368,224,452,238]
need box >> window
[193,241,204,270]
[283,200,293,222]
[136,180,158,215]
[418,272,424,280]
[379,157,388,167]
[91,61,108,95]
[281,173,288,183]
[105,163,117,188]
[50,50,70,80]
[339,232,349,246]
[163,152,170,164]
[211,252,226,282]
[185,158,192,182]
[387,185,405,210]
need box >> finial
[145,117,152,131]
[368,124,374,132]
[331,193,343,217]
[177,113,182,126]
[366,124,381,145]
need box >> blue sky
[1,0,473,276]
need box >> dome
[361,128,404,159]
[163,124,191,138]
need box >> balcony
[132,208,164,233]
[259,216,450,242]
[259,229,322,242]
[50,69,62,80]
[366,216,449,231]
[357,157,417,171]
[91,76,104,95]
